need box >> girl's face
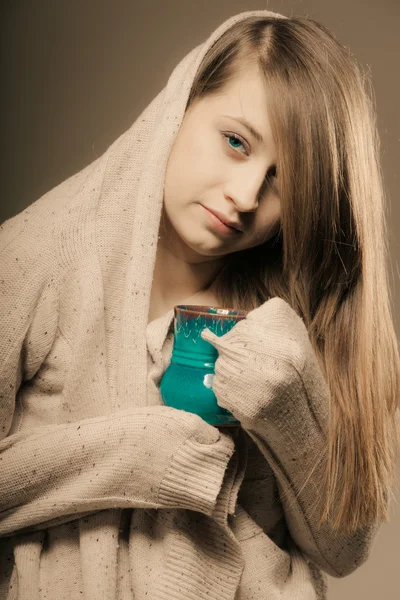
[161,63,281,264]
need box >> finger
[200,328,219,345]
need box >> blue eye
[221,132,249,155]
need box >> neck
[151,240,222,308]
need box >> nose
[225,165,274,213]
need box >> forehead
[194,63,275,151]
[204,64,267,109]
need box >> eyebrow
[221,115,264,144]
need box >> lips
[202,206,243,232]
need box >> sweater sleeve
[0,405,236,538]
[201,298,382,578]
[0,213,235,538]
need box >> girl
[1,9,399,600]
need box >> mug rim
[175,304,248,318]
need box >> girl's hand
[200,297,314,429]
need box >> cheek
[189,139,221,183]
[167,138,212,192]
[265,195,281,225]
[182,122,224,177]
[163,129,226,210]
[256,196,281,240]
[164,148,193,201]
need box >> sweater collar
[146,308,175,366]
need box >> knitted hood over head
[58,8,286,412]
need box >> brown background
[1,1,399,597]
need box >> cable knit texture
[0,8,381,600]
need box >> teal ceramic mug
[160,304,248,427]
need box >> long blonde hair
[186,15,400,535]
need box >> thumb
[200,327,220,345]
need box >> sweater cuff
[158,432,236,516]
[210,426,249,524]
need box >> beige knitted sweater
[0,9,381,600]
